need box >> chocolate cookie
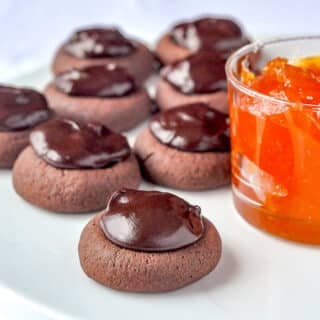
[45,65,151,132]
[156,16,249,65]
[12,119,141,212]
[156,51,229,113]
[0,85,50,168]
[78,189,222,292]
[52,27,154,84]
[134,103,230,190]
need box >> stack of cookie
[0,15,249,292]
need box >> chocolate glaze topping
[150,103,230,152]
[30,118,131,169]
[100,188,204,252]
[55,65,137,97]
[0,86,50,132]
[163,51,227,94]
[171,17,248,54]
[64,27,136,59]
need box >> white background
[0,0,320,79]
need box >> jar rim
[225,35,320,108]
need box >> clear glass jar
[226,36,320,244]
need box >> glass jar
[226,36,320,244]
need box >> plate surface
[1,67,319,320]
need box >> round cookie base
[12,146,141,213]
[156,78,228,114]
[155,33,191,65]
[0,130,30,168]
[134,128,230,190]
[52,42,154,84]
[45,83,151,132]
[78,213,221,292]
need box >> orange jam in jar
[226,37,320,243]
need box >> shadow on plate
[180,245,238,295]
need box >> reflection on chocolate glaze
[0,86,50,132]
[64,27,136,59]
[30,118,131,169]
[150,103,230,152]
[163,51,227,94]
[100,188,204,251]
[171,17,249,54]
[55,65,136,97]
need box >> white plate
[1,67,320,320]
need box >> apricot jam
[228,49,320,244]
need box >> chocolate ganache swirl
[150,103,230,152]
[30,118,131,169]
[55,64,136,97]
[0,86,50,132]
[163,51,227,94]
[100,188,204,251]
[64,27,136,59]
[171,17,248,54]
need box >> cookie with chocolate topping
[78,189,222,292]
[134,103,230,190]
[52,26,155,84]
[12,118,141,212]
[0,85,51,168]
[155,16,250,65]
[156,51,229,113]
[45,64,152,132]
